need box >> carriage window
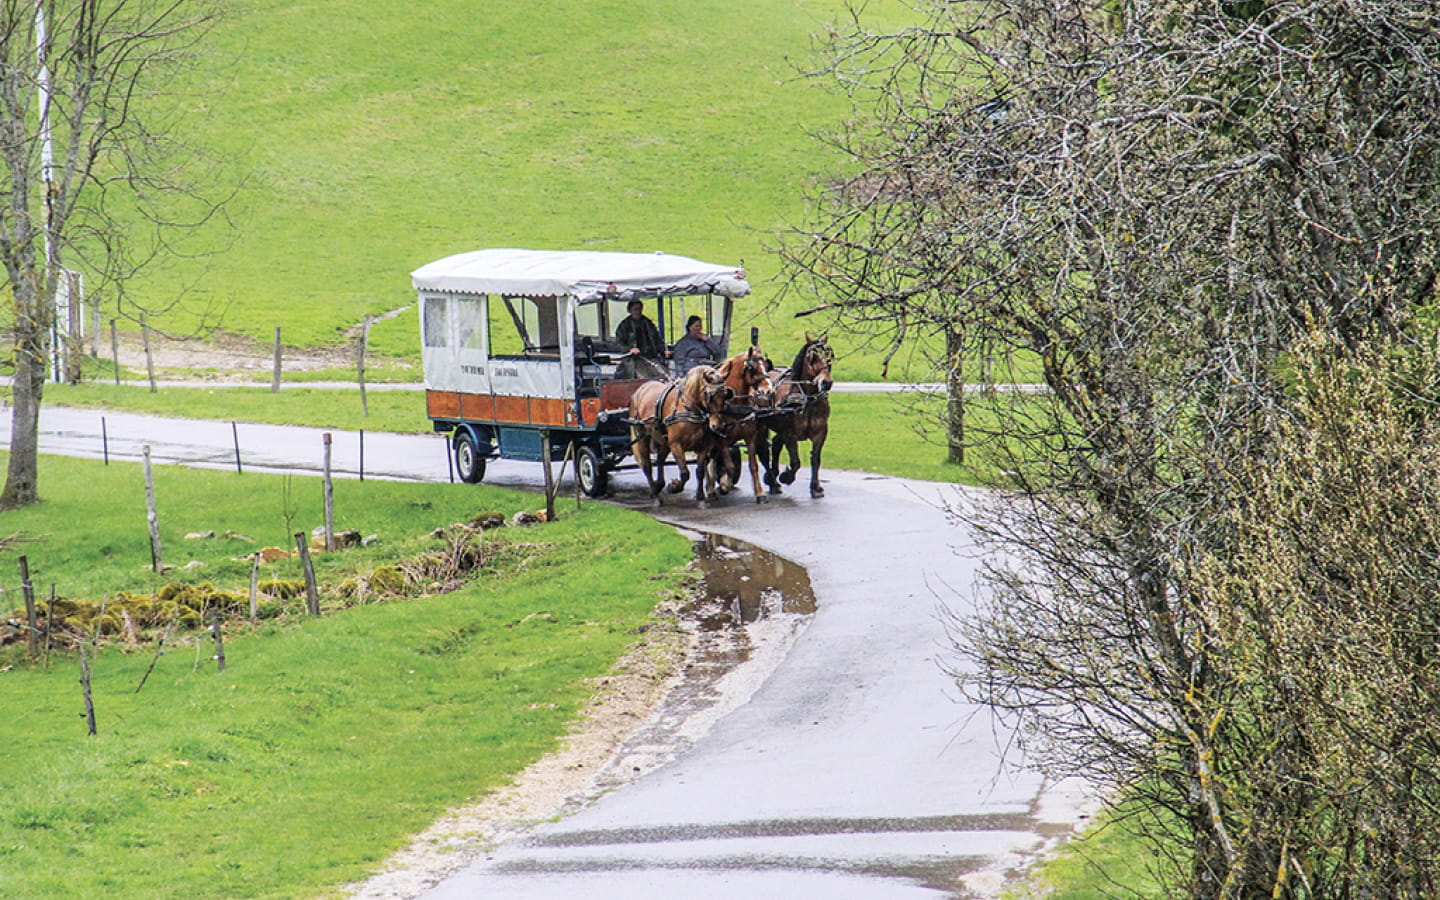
[498,295,562,354]
[575,301,602,339]
[456,296,485,352]
[604,298,632,339]
[423,296,449,348]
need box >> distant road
[33,378,947,393]
[10,378,1051,393]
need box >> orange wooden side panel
[426,390,460,419]
[431,391,577,428]
[460,393,497,421]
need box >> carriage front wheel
[454,431,487,484]
[577,444,608,498]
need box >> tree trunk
[945,326,965,465]
[1,310,46,509]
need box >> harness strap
[656,379,709,427]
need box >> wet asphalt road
[8,407,1086,898]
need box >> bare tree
[0,0,226,509]
[782,1,1440,896]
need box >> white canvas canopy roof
[411,248,750,301]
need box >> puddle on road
[583,532,816,800]
[683,532,817,631]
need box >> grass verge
[1013,805,1168,900]
[0,453,692,899]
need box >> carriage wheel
[577,444,608,497]
[454,431,487,484]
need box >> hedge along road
[5,405,1091,899]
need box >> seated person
[615,300,665,359]
[672,315,721,375]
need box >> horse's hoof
[767,485,783,495]
[811,486,825,498]
[666,482,684,494]
[780,471,797,485]
[755,494,767,504]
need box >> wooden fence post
[89,280,100,359]
[322,433,335,551]
[541,430,555,522]
[209,605,226,673]
[295,533,320,615]
[64,270,83,384]
[110,318,121,385]
[357,314,371,417]
[78,642,97,736]
[19,556,37,657]
[271,327,282,393]
[248,553,260,623]
[141,314,156,393]
[143,446,163,574]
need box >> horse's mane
[789,340,816,376]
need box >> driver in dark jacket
[615,300,665,359]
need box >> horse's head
[721,345,775,407]
[797,333,834,393]
[701,382,736,434]
[680,365,729,430]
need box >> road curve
[5,406,1087,898]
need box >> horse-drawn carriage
[413,248,748,495]
[412,248,832,501]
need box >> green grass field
[108,0,932,379]
[0,452,692,899]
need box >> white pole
[35,2,60,383]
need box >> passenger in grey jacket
[671,315,720,375]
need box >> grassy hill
[131,0,912,377]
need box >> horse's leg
[696,442,713,506]
[715,439,736,495]
[745,431,766,503]
[655,439,670,495]
[808,428,828,498]
[762,429,784,494]
[631,430,660,503]
[704,441,725,501]
[779,431,802,485]
[666,429,690,494]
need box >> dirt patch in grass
[109,328,370,381]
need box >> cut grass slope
[138,0,919,372]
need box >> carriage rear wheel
[577,444,608,498]
[454,431,487,484]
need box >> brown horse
[712,345,775,502]
[628,365,733,506]
[763,334,834,498]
